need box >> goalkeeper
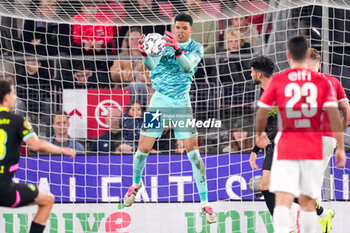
[123,13,216,224]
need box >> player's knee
[259,181,269,191]
[298,195,315,211]
[259,177,270,191]
[137,146,151,154]
[186,145,197,153]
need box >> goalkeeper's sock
[29,221,45,233]
[132,182,142,188]
[201,201,209,208]
[132,150,149,185]
[187,149,208,202]
[316,203,327,218]
[262,190,275,216]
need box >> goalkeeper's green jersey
[142,38,204,100]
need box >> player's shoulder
[188,39,203,51]
[320,72,341,85]
[319,72,335,79]
[0,111,23,128]
[189,38,201,47]
[270,68,299,78]
[0,111,22,121]
[269,69,292,82]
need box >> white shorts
[270,156,324,199]
[322,136,336,172]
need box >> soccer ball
[143,33,166,57]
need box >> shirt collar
[0,107,9,112]
[178,38,192,47]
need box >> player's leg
[260,145,275,215]
[182,136,216,224]
[124,91,165,207]
[319,136,337,233]
[260,170,276,215]
[133,135,157,185]
[4,183,50,233]
[30,188,55,233]
[274,191,294,233]
[298,195,318,233]
[270,157,300,233]
[183,136,207,201]
[124,134,157,207]
[0,183,48,233]
[299,159,325,233]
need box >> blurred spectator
[90,107,122,152]
[223,128,253,153]
[218,29,254,106]
[185,0,219,54]
[23,0,70,56]
[219,29,252,83]
[72,0,114,70]
[227,9,259,48]
[118,0,171,46]
[56,60,110,89]
[48,111,84,152]
[117,100,143,153]
[15,57,51,115]
[121,0,171,34]
[15,57,52,136]
[0,0,21,56]
[110,27,153,106]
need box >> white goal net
[0,0,349,232]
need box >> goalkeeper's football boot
[124,183,142,207]
[202,206,217,224]
[320,208,335,233]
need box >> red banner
[87,89,130,138]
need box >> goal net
[0,0,349,232]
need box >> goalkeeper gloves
[138,34,148,58]
[164,31,183,57]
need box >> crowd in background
[0,0,349,154]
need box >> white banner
[63,89,87,138]
[1,202,349,232]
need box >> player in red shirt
[306,48,350,233]
[256,36,346,233]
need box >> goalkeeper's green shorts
[140,91,198,140]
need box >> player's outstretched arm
[164,31,202,73]
[26,135,76,159]
[326,106,346,168]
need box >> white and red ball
[143,33,166,57]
